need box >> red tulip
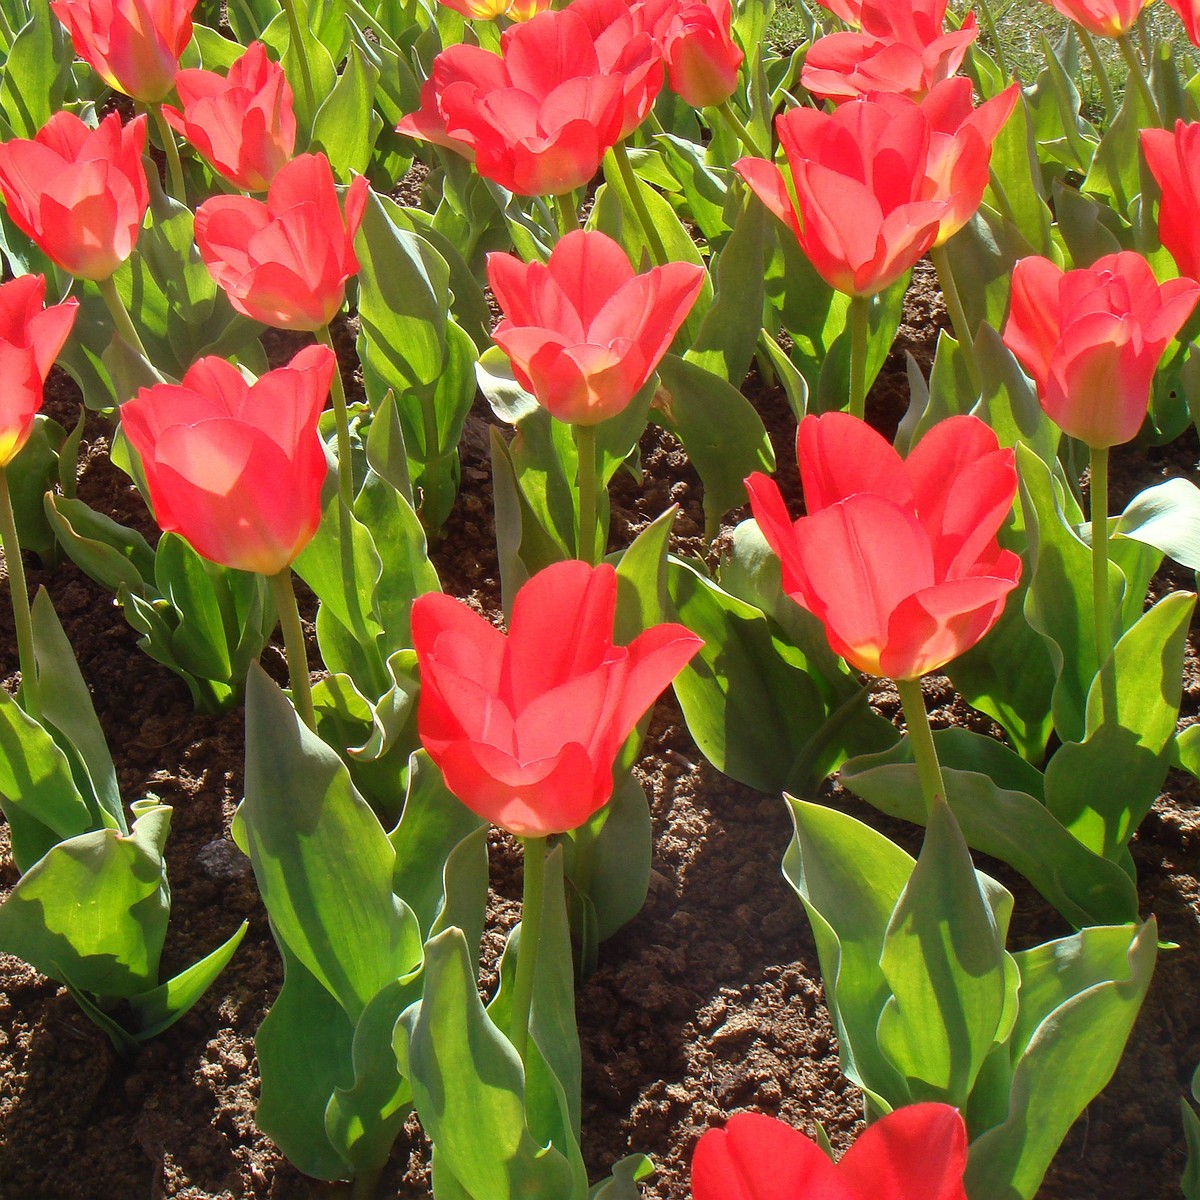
[0,111,149,282]
[194,152,368,331]
[0,276,78,468]
[396,6,650,195]
[51,0,197,103]
[1165,0,1200,43]
[817,0,864,21]
[735,97,950,297]
[662,0,744,108]
[921,79,1019,246]
[746,412,1020,681]
[1036,0,1151,37]
[487,230,705,425]
[802,0,978,103]
[1142,120,1200,280]
[163,42,296,193]
[411,560,701,838]
[692,1105,969,1200]
[121,346,333,575]
[1002,252,1199,449]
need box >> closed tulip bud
[412,560,702,838]
[1003,252,1200,449]
[194,153,368,331]
[663,0,744,108]
[0,111,150,282]
[487,229,705,426]
[746,412,1021,681]
[120,346,333,575]
[693,1105,969,1200]
[163,42,296,193]
[1037,0,1152,37]
[0,276,78,467]
[51,0,197,103]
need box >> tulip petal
[837,1104,968,1200]
[797,411,910,514]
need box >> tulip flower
[661,0,744,109]
[0,111,149,282]
[746,412,1020,682]
[0,276,78,468]
[487,230,705,426]
[802,0,978,103]
[1002,252,1199,449]
[1165,0,1200,44]
[1142,120,1200,280]
[438,0,551,20]
[120,345,334,576]
[692,1105,969,1200]
[411,559,702,838]
[51,0,197,103]
[1037,0,1151,37]
[163,42,296,193]
[194,152,368,331]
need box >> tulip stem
[316,323,356,513]
[147,102,186,204]
[510,836,547,1067]
[95,275,149,361]
[350,1166,383,1200]
[848,293,869,420]
[974,0,1009,80]
[713,99,770,160]
[553,191,581,239]
[279,0,317,129]
[609,141,669,268]
[0,467,39,722]
[1078,28,1117,123]
[574,423,600,566]
[1117,33,1161,125]
[930,244,981,396]
[1090,445,1116,710]
[269,568,315,732]
[896,676,946,816]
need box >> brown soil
[1,264,1198,1200]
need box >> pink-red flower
[692,1105,969,1200]
[0,276,78,468]
[1036,0,1152,38]
[1165,0,1200,44]
[163,41,296,193]
[397,5,659,195]
[801,0,978,103]
[746,412,1021,681]
[437,0,551,21]
[121,346,334,575]
[1002,252,1200,449]
[194,152,368,331]
[1142,119,1200,280]
[51,0,197,103]
[411,560,702,837]
[662,0,744,108]
[0,111,149,281]
[735,97,951,297]
[487,230,705,425]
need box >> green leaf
[583,774,652,942]
[0,0,68,138]
[589,1154,656,1200]
[239,666,422,1020]
[985,90,1053,257]
[7,413,64,561]
[1184,1066,1200,1200]
[1116,477,1200,570]
[312,42,382,180]
[611,505,675,642]
[964,921,1157,1200]
[45,493,156,593]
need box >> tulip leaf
[1116,477,1200,570]
[876,797,1017,1109]
[0,0,69,139]
[840,729,1139,928]
[7,411,64,562]
[782,797,912,1112]
[985,90,1054,257]
[262,8,338,139]
[814,274,908,414]
[964,921,1157,1200]
[1184,1065,1200,1200]
[583,774,652,942]
[0,799,170,998]
[654,353,774,534]
[396,927,582,1200]
[1082,78,1155,221]
[45,493,156,594]
[972,322,1060,466]
[240,666,422,1020]
[312,42,382,180]
[943,205,1040,341]
[588,1154,656,1200]
[654,133,729,244]
[1044,591,1195,862]
[612,505,676,643]
[1053,180,1126,267]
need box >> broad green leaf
[814,274,908,414]
[239,666,421,1020]
[583,774,652,942]
[611,505,675,642]
[45,493,156,593]
[589,1154,656,1200]
[943,206,1039,341]
[1184,1062,1200,1200]
[1116,477,1200,570]
[0,0,68,138]
[263,7,338,138]
[985,90,1053,256]
[972,322,1060,466]
[7,411,63,561]
[312,42,381,179]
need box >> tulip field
[4,0,1200,1197]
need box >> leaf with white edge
[1116,477,1200,570]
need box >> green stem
[896,676,946,816]
[96,274,149,360]
[147,102,186,204]
[848,293,869,420]
[713,98,770,160]
[1117,32,1161,124]
[609,141,669,267]
[0,467,39,721]
[930,243,981,395]
[509,836,547,1067]
[316,323,355,513]
[553,190,581,239]
[574,423,599,565]
[1078,27,1118,123]
[350,1165,383,1200]
[279,0,317,125]
[974,0,1009,79]
[1135,9,1154,70]
[1090,445,1116,724]
[268,568,315,731]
